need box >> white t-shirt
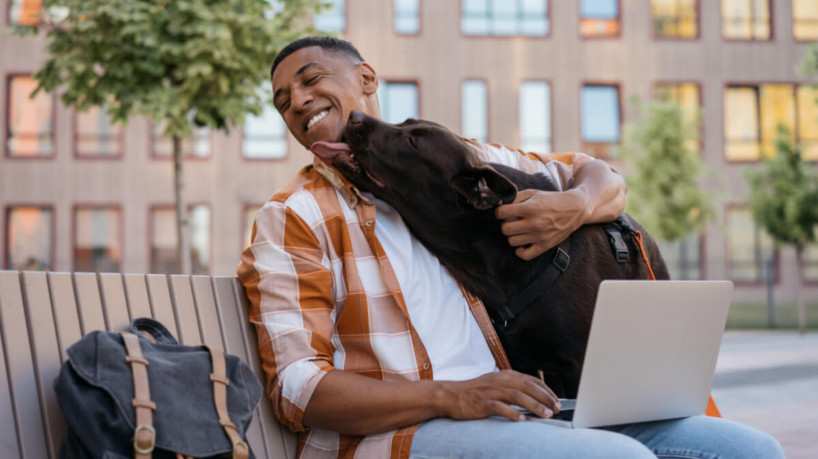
[365,193,499,381]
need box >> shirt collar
[312,157,371,209]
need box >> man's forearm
[570,159,626,225]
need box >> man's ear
[450,165,518,210]
[360,62,379,96]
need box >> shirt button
[423,361,430,370]
[365,220,373,227]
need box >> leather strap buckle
[552,247,570,272]
[133,424,156,455]
[233,440,250,459]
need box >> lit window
[581,84,620,157]
[150,205,211,275]
[654,82,701,149]
[74,207,122,273]
[724,84,817,162]
[722,0,770,40]
[244,103,287,159]
[378,81,419,124]
[314,0,345,32]
[462,80,488,143]
[461,0,549,36]
[7,75,54,157]
[5,206,53,270]
[243,205,262,248]
[793,0,818,40]
[395,0,420,34]
[75,106,123,157]
[651,0,698,38]
[726,207,776,283]
[9,0,40,25]
[519,81,551,153]
[579,0,620,38]
[656,233,702,280]
[152,119,211,158]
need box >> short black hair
[270,36,365,79]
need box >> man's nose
[348,110,365,125]
[291,87,313,112]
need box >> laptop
[528,280,733,428]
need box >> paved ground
[711,331,818,459]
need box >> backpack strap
[207,346,250,459]
[120,332,157,458]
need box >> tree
[15,0,323,273]
[745,126,818,334]
[618,98,714,244]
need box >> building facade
[2,0,818,307]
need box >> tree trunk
[795,242,806,334]
[173,135,192,275]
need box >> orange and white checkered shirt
[238,141,593,459]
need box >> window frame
[148,203,213,276]
[71,204,124,273]
[72,106,125,160]
[3,203,56,271]
[652,80,705,150]
[724,204,780,286]
[149,122,212,161]
[394,0,422,36]
[460,0,551,38]
[241,107,289,162]
[5,73,57,160]
[579,82,623,158]
[720,0,773,42]
[377,79,421,124]
[461,78,490,143]
[242,202,265,252]
[578,0,622,39]
[518,79,553,154]
[6,0,41,26]
[792,0,818,42]
[650,0,700,40]
[313,0,347,34]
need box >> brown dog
[311,111,669,398]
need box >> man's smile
[305,109,330,132]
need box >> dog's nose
[348,110,365,125]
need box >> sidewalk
[711,331,818,459]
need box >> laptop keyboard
[551,409,574,421]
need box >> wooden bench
[0,270,297,459]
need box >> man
[239,36,783,458]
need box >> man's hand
[495,159,626,260]
[440,370,561,422]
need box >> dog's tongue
[311,141,351,163]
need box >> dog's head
[311,111,518,211]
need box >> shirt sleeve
[467,140,597,191]
[237,198,336,433]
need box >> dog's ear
[450,165,518,210]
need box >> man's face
[272,46,378,148]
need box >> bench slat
[72,273,106,334]
[146,274,180,338]
[0,273,24,458]
[191,276,225,350]
[47,273,82,362]
[0,271,50,459]
[123,274,152,319]
[21,272,65,459]
[99,273,131,332]
[169,275,203,345]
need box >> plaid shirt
[238,141,593,458]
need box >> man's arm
[495,157,626,260]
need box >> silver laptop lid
[572,280,733,428]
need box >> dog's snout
[348,110,365,125]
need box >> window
[654,82,701,149]
[726,207,776,283]
[314,0,345,32]
[724,84,818,162]
[462,80,488,143]
[8,0,40,25]
[656,233,702,280]
[75,106,123,157]
[243,104,287,159]
[579,0,620,38]
[651,0,698,39]
[805,244,818,282]
[5,206,53,270]
[378,81,419,124]
[7,75,54,157]
[519,81,551,153]
[243,205,262,248]
[794,0,818,40]
[151,205,211,275]
[152,122,211,158]
[721,0,770,40]
[74,207,122,272]
[395,0,420,34]
[581,84,620,157]
[461,0,549,36]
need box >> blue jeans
[409,416,784,458]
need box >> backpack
[55,317,263,458]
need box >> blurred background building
[1,0,817,317]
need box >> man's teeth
[306,110,328,130]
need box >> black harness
[493,216,635,329]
